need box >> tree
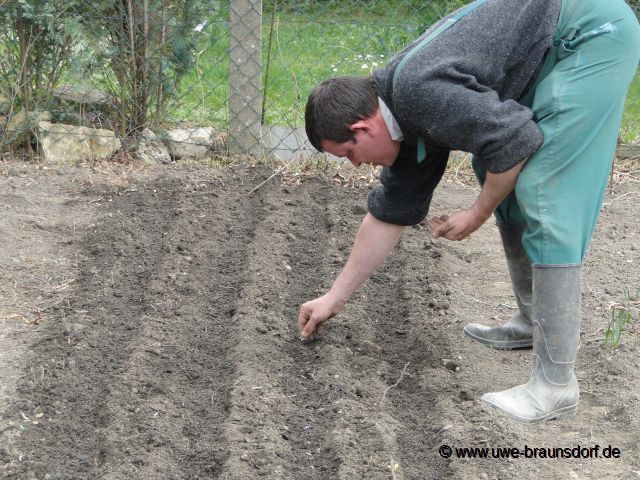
[0,1,79,113]
[0,0,216,144]
[83,0,215,137]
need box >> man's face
[320,111,400,168]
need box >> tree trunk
[16,4,30,113]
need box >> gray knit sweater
[368,0,562,226]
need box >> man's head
[305,76,400,167]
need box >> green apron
[473,0,640,264]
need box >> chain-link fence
[0,0,638,166]
[618,0,640,180]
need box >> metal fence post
[229,0,262,155]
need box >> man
[298,0,640,423]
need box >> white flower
[372,62,378,67]
[332,67,338,72]
[361,64,369,69]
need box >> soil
[0,158,639,480]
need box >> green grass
[604,288,639,349]
[621,72,640,142]
[166,8,431,127]
[260,17,423,125]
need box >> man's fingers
[446,226,464,241]
[434,220,452,239]
[438,223,470,241]
[429,220,442,235]
[430,214,453,238]
[297,308,310,331]
[297,297,334,341]
[301,318,319,338]
[447,226,471,241]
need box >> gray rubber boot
[481,265,581,423]
[464,223,533,349]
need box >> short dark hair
[304,76,378,151]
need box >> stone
[617,143,640,160]
[458,388,474,401]
[256,324,268,334]
[53,85,112,107]
[136,128,172,164]
[36,121,121,164]
[165,127,215,159]
[5,110,53,147]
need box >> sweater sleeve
[395,73,543,173]
[367,145,449,226]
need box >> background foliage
[0,0,638,149]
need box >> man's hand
[297,293,343,340]
[429,158,528,241]
[428,206,490,241]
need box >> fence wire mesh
[0,0,638,167]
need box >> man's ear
[350,117,373,134]
[350,107,383,134]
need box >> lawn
[622,72,640,142]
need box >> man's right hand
[297,294,343,340]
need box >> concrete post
[229,0,262,155]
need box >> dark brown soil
[0,160,639,479]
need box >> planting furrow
[277,179,347,479]
[92,174,261,478]
[217,179,310,479]
[2,177,180,479]
[170,176,267,478]
[363,240,454,480]
[2,169,269,479]
[277,177,414,479]
[312,194,410,480]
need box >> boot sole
[463,327,533,350]
[483,399,578,423]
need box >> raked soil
[0,159,639,479]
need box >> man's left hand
[428,206,489,241]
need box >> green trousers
[473,0,640,265]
